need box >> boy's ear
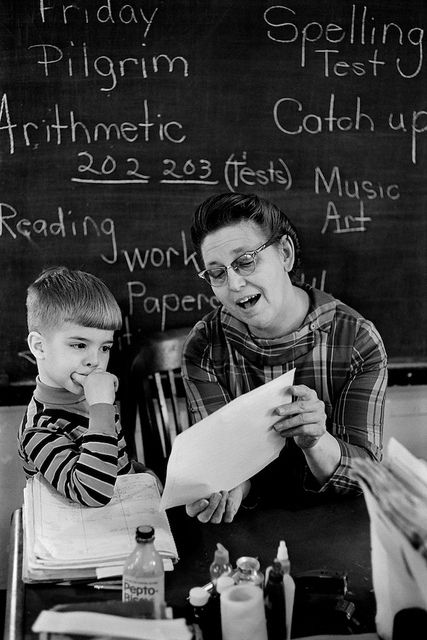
[27,331,46,360]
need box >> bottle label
[122,576,165,604]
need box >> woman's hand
[185,481,249,523]
[273,384,327,449]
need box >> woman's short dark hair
[191,193,302,282]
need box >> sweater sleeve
[19,403,131,506]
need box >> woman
[182,193,387,523]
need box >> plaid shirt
[182,285,387,498]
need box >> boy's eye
[101,345,112,352]
[70,343,86,350]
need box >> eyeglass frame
[197,234,282,287]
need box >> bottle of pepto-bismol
[122,525,165,618]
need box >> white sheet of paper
[33,611,192,640]
[160,369,295,509]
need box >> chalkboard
[1,0,427,384]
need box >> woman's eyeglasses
[198,235,278,287]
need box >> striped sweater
[17,378,132,506]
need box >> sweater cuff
[88,403,116,434]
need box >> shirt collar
[219,285,337,366]
[34,376,85,406]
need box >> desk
[4,497,376,640]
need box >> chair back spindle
[130,327,191,480]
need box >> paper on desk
[160,369,295,509]
[33,610,192,640]
[95,559,174,579]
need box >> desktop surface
[5,496,375,640]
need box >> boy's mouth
[236,294,261,309]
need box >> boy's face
[30,322,115,394]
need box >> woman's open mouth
[236,294,261,309]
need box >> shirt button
[310,322,318,330]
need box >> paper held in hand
[160,368,295,510]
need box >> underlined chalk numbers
[72,151,292,191]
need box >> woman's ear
[27,331,46,360]
[279,234,295,272]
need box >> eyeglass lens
[199,235,278,285]
[204,254,256,285]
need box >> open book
[23,472,178,583]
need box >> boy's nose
[83,350,99,367]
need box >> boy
[18,266,142,506]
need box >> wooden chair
[130,327,192,480]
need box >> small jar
[234,556,264,588]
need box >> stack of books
[22,472,178,583]
[352,437,427,640]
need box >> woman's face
[200,220,294,338]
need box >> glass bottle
[122,524,165,618]
[188,586,211,640]
[264,561,287,640]
[234,556,264,587]
[209,542,233,587]
[209,575,235,640]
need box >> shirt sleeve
[305,319,388,496]
[20,403,131,506]
[182,324,232,423]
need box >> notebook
[22,472,178,583]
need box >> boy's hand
[72,369,118,405]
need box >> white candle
[220,585,268,640]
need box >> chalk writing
[121,231,200,273]
[314,166,400,200]
[2,1,427,380]
[18,351,36,365]
[300,270,327,291]
[29,44,189,92]
[321,201,372,234]
[0,202,117,263]
[0,95,186,154]
[388,108,427,165]
[224,152,292,192]
[75,152,150,183]
[264,4,424,78]
[72,152,293,188]
[161,158,217,184]
[127,282,219,332]
[38,1,159,34]
[274,94,375,135]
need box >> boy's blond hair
[26,266,122,333]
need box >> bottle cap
[189,587,210,606]
[216,575,235,593]
[135,525,155,542]
[214,542,230,565]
